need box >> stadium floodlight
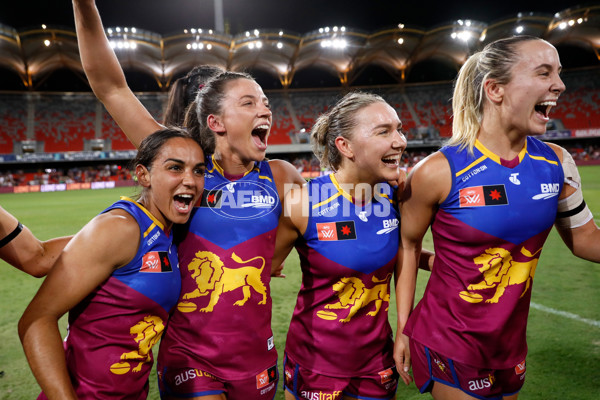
[132,28,136,33]
[319,28,324,33]
[254,29,260,36]
[515,26,524,34]
[256,41,263,49]
[568,19,575,26]
[246,31,250,37]
[249,42,255,49]
[397,38,404,45]
[116,27,121,33]
[41,24,47,30]
[277,42,283,49]
[279,31,283,36]
[341,26,346,32]
[398,23,404,29]
[191,28,197,34]
[577,18,583,24]
[44,39,51,47]
[559,22,568,30]
[207,44,212,50]
[107,28,113,35]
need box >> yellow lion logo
[182,251,267,312]
[115,315,165,373]
[321,274,392,323]
[460,246,542,303]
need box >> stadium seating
[0,69,598,156]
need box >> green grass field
[1,166,599,399]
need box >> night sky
[0,0,582,35]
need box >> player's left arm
[548,143,600,262]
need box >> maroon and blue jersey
[158,156,281,380]
[405,137,564,369]
[285,174,399,376]
[48,197,181,400]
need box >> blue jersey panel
[302,174,399,274]
[440,137,564,245]
[186,157,281,249]
[103,198,181,314]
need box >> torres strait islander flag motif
[404,137,565,369]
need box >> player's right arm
[0,206,71,278]
[72,0,161,148]
[271,185,308,271]
[18,210,139,399]
[394,152,450,384]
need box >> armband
[555,148,593,229]
[0,221,23,248]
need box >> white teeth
[177,194,193,199]
[256,124,270,130]
[537,101,556,106]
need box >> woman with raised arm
[19,128,205,399]
[395,35,600,400]
[73,2,304,398]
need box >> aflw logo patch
[317,221,357,241]
[459,185,508,207]
[140,251,172,272]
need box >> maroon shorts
[158,364,278,400]
[410,340,526,400]
[283,353,398,400]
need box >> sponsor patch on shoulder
[316,221,357,241]
[140,251,172,272]
[459,185,508,207]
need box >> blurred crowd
[0,143,599,187]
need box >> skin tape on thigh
[556,148,593,229]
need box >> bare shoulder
[73,209,140,266]
[404,151,451,205]
[409,151,451,184]
[268,159,305,185]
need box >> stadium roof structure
[0,3,598,91]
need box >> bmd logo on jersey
[317,221,357,241]
[459,185,508,207]
[203,180,279,220]
[532,183,560,200]
[140,251,172,272]
[377,218,399,235]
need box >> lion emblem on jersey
[459,246,542,304]
[321,273,392,323]
[113,315,165,373]
[182,251,267,312]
